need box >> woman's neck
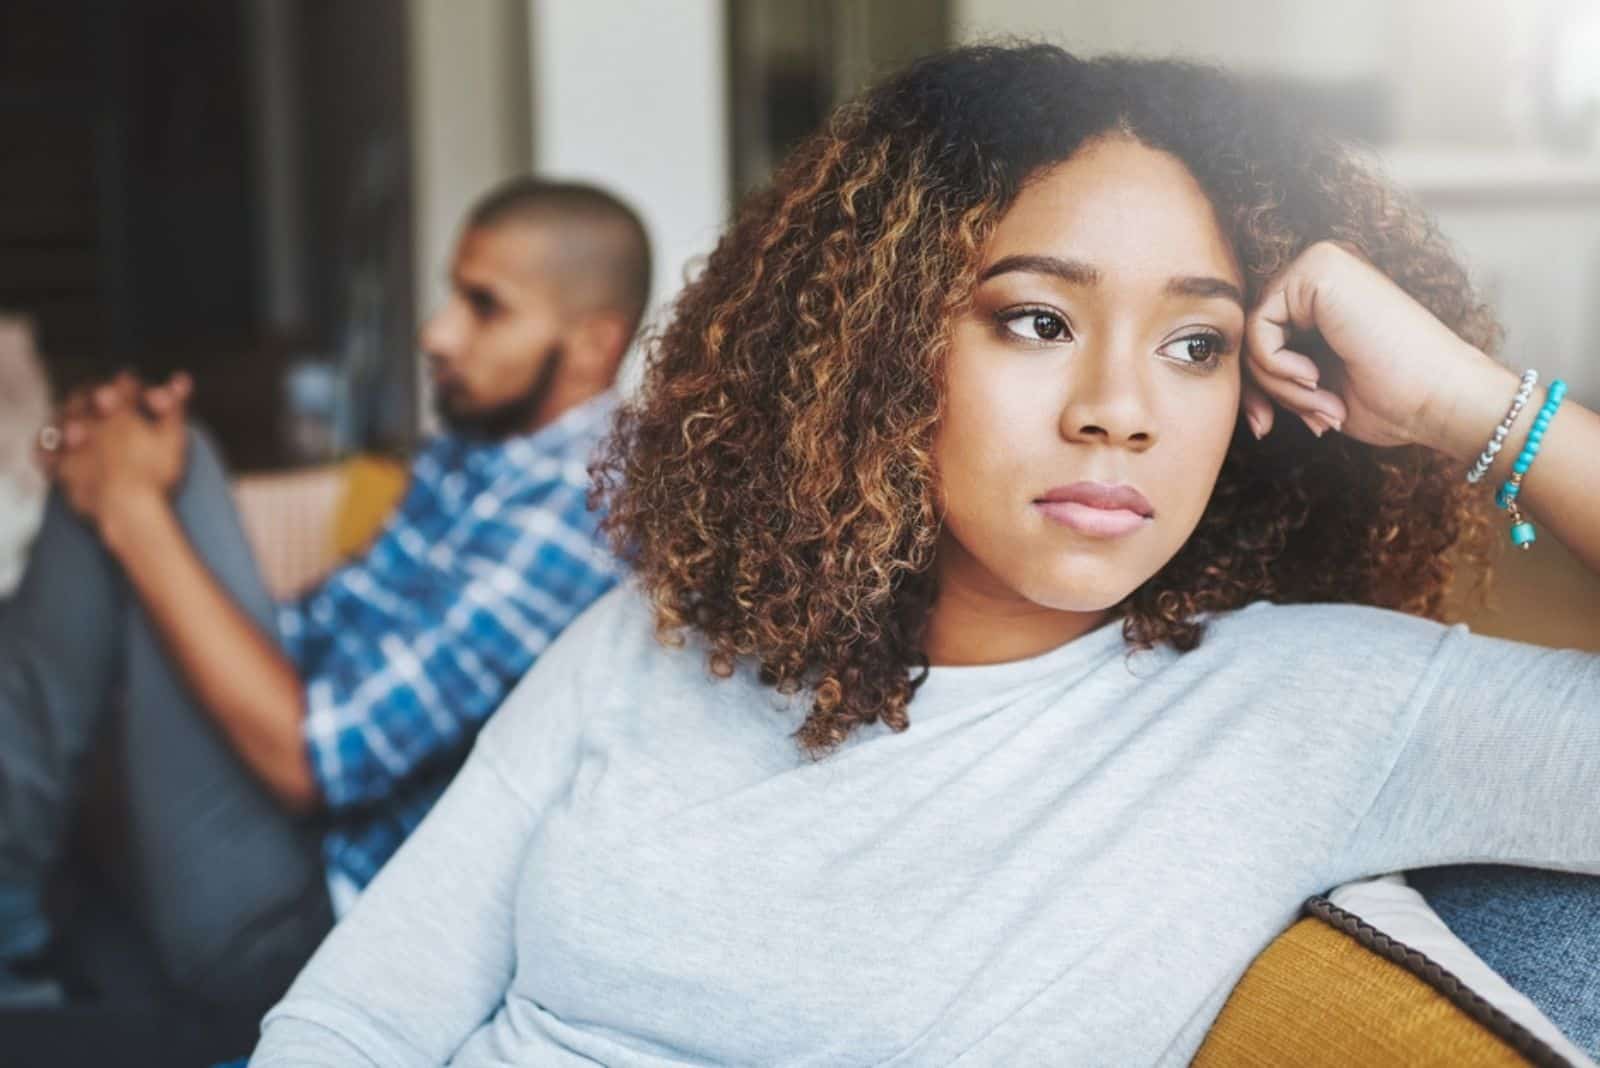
[924,568,1112,667]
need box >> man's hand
[53,372,192,533]
[41,369,194,469]
[41,368,319,811]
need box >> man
[0,316,49,596]
[0,178,650,1010]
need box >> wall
[953,0,1390,82]
[528,0,730,388]
[406,0,532,430]
[953,0,1568,146]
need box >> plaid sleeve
[275,454,440,673]
[301,467,620,812]
[275,596,320,672]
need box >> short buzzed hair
[467,177,652,338]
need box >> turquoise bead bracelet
[1493,378,1567,550]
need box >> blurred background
[2,0,1597,633]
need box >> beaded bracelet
[1465,369,1538,483]
[1494,379,1567,550]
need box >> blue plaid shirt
[276,392,622,902]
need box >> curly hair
[594,43,1501,755]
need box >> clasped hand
[40,370,194,529]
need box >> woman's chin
[1006,566,1147,616]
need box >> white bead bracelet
[1464,368,1538,484]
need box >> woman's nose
[1058,347,1156,449]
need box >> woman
[250,45,1599,1065]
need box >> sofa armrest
[1193,896,1578,1067]
[232,456,408,602]
[232,464,347,601]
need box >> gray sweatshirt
[251,582,1600,1066]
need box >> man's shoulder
[406,434,582,503]
[400,435,468,490]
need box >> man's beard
[434,342,563,441]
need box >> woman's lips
[1033,480,1153,538]
[1034,500,1152,538]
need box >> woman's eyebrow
[977,254,1243,309]
[1165,275,1244,308]
[978,254,1101,286]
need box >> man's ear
[568,313,631,386]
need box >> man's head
[420,178,651,439]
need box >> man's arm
[295,466,621,813]
[99,487,317,812]
[51,384,317,813]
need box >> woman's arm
[1239,242,1600,884]
[250,749,534,1067]
[1243,239,1599,574]
[1334,621,1600,881]
[1422,358,1600,575]
[248,584,628,1065]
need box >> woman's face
[932,135,1245,638]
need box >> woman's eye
[1158,333,1227,367]
[999,309,1070,342]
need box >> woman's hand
[1240,240,1499,448]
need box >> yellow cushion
[333,454,409,558]
[1193,914,1539,1067]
